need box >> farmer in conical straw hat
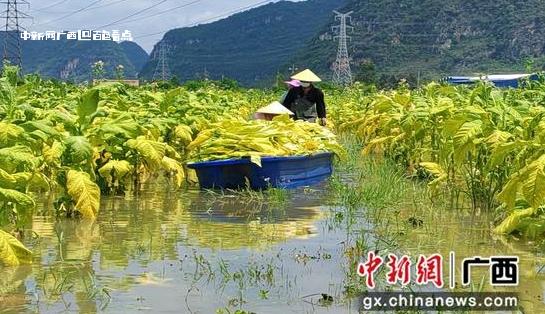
[254,101,294,121]
[279,79,301,103]
[281,69,327,126]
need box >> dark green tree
[354,60,377,85]
[169,75,180,86]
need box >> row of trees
[91,61,126,80]
[353,60,424,89]
[89,59,421,89]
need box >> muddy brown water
[1,179,545,313]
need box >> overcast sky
[24,0,301,53]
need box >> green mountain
[0,32,149,81]
[139,0,346,85]
[120,41,149,74]
[292,0,545,85]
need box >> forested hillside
[292,0,545,85]
[0,32,148,81]
[14,0,545,86]
[120,41,150,75]
[139,0,346,85]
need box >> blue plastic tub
[187,152,333,190]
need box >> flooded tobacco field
[3,181,357,313]
[1,154,545,314]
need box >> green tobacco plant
[2,71,268,225]
[337,80,545,239]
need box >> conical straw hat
[291,69,321,82]
[256,101,294,115]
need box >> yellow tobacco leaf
[67,170,101,219]
[0,229,32,266]
[98,160,133,185]
[161,156,185,188]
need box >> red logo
[356,252,519,289]
[415,254,443,288]
[386,254,412,286]
[357,251,383,289]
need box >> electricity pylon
[331,10,353,86]
[1,0,29,70]
[152,41,171,81]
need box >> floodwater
[2,175,545,313]
[1,182,361,313]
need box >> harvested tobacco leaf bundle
[187,115,345,165]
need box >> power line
[85,0,129,11]
[159,30,321,59]
[31,0,70,12]
[176,53,295,65]
[32,0,104,27]
[188,0,270,25]
[174,46,302,60]
[32,0,130,14]
[114,0,202,26]
[94,0,168,29]
[135,0,271,39]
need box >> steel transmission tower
[331,10,353,86]
[152,41,171,81]
[1,0,29,70]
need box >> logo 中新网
[356,252,518,288]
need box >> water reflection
[2,179,545,313]
[399,210,545,312]
[1,185,330,313]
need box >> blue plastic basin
[187,152,333,190]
